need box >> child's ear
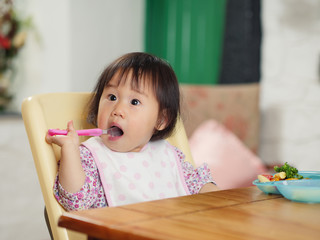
[155,111,168,131]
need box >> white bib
[82,137,190,207]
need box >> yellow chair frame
[21,92,194,240]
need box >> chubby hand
[46,120,80,148]
[46,120,84,193]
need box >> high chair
[21,92,194,240]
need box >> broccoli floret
[274,162,303,179]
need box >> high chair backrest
[21,92,194,240]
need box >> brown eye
[131,99,140,105]
[108,94,117,101]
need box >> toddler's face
[97,71,165,152]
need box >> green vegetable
[274,162,303,179]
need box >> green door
[145,0,226,84]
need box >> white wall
[260,0,320,170]
[69,0,145,92]
[11,0,145,110]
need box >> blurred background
[1,0,319,239]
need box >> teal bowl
[299,171,320,179]
[274,179,320,203]
[252,180,280,194]
[253,171,320,195]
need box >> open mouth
[109,126,124,137]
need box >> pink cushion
[189,120,267,190]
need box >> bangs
[107,66,159,94]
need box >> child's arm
[174,147,219,194]
[46,120,86,193]
[199,182,219,193]
[53,145,107,211]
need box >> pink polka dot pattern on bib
[159,193,165,198]
[127,152,134,158]
[161,161,166,168]
[167,182,173,188]
[114,172,122,179]
[148,182,155,189]
[129,183,136,190]
[120,165,127,172]
[134,173,141,180]
[142,160,149,168]
[118,194,126,201]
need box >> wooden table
[58,187,320,240]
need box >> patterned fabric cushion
[180,83,260,153]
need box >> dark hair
[87,52,180,141]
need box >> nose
[111,102,125,118]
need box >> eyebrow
[105,82,149,97]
